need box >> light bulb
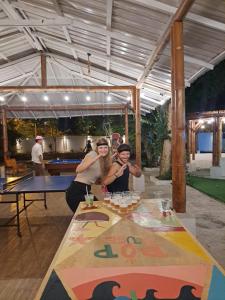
[43,94,49,101]
[21,95,27,102]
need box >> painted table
[45,159,82,175]
[35,200,225,300]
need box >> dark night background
[185,59,225,113]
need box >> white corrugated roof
[0,0,224,118]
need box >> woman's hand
[128,163,142,177]
[115,164,127,177]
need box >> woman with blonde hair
[66,138,111,212]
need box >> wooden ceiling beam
[0,85,135,93]
[4,104,127,112]
[187,110,225,120]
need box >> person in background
[66,138,111,212]
[83,139,92,155]
[103,143,141,193]
[31,135,45,176]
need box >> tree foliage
[141,107,170,167]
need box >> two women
[66,139,142,212]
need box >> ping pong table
[0,174,74,236]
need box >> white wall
[16,135,105,153]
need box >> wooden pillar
[132,88,136,112]
[212,117,222,166]
[34,122,37,136]
[191,121,196,160]
[171,22,186,213]
[41,52,47,88]
[218,117,222,164]
[187,120,191,163]
[135,89,141,167]
[124,105,129,144]
[1,108,8,161]
[171,25,177,205]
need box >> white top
[75,151,101,185]
[31,143,43,164]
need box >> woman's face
[97,145,109,157]
[118,151,130,163]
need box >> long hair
[95,138,112,178]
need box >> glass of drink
[119,198,128,214]
[132,191,141,203]
[103,192,112,205]
[161,198,170,212]
[112,192,122,211]
[85,194,94,207]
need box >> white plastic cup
[161,199,170,212]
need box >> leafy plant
[141,107,170,167]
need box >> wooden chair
[4,158,27,175]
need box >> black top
[107,161,129,193]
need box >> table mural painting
[35,200,225,300]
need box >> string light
[207,118,214,124]
[64,95,69,101]
[199,119,204,124]
[86,94,91,101]
[201,125,205,129]
[0,95,5,102]
[43,94,49,101]
[107,93,111,101]
[21,95,27,102]
[127,95,131,101]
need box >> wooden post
[132,88,136,113]
[34,122,37,136]
[212,117,222,166]
[41,52,47,88]
[135,89,141,167]
[171,22,186,213]
[124,105,129,144]
[1,108,8,161]
[171,25,177,205]
[191,121,196,160]
[218,117,222,165]
[187,121,191,163]
[212,119,217,166]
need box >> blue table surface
[47,159,82,164]
[2,175,75,193]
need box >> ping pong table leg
[16,195,22,237]
[44,192,47,209]
[23,193,26,209]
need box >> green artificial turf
[186,175,225,203]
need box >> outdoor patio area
[0,171,224,300]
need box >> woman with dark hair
[66,138,111,212]
[103,143,141,193]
